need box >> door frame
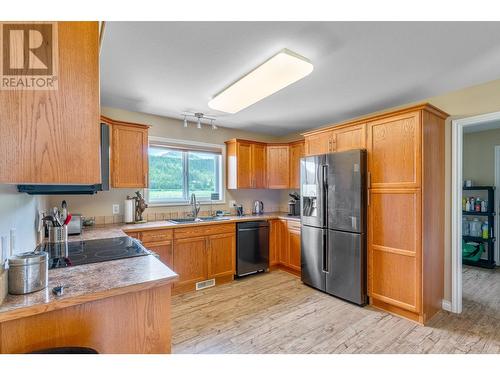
[451,110,500,314]
[494,146,500,264]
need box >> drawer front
[174,223,236,239]
[140,229,173,243]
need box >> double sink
[169,216,229,224]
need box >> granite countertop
[0,212,299,321]
[70,211,300,241]
[0,255,177,323]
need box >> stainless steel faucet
[189,193,201,220]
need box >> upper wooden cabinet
[267,145,290,189]
[304,131,334,156]
[367,112,420,189]
[289,141,305,189]
[0,22,100,184]
[102,116,150,188]
[252,143,267,189]
[226,139,267,189]
[303,123,366,157]
[331,123,366,152]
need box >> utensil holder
[48,225,68,243]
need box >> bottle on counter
[465,200,471,212]
[462,197,467,211]
[469,197,475,212]
[475,198,482,212]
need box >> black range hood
[17,123,110,195]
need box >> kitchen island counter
[0,253,178,353]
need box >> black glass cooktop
[38,236,151,269]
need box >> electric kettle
[253,200,264,215]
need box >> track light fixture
[181,112,217,130]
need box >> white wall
[0,185,48,253]
[463,127,500,186]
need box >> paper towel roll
[124,199,135,223]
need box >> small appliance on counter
[288,192,300,216]
[252,200,264,215]
[67,213,82,235]
[234,204,244,216]
[8,251,48,295]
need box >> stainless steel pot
[8,251,48,295]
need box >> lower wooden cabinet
[287,221,301,272]
[173,237,208,292]
[269,218,301,275]
[125,224,236,295]
[144,240,173,269]
[207,232,236,279]
[172,224,236,294]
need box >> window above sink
[146,137,225,206]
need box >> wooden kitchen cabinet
[269,218,301,275]
[289,141,305,189]
[331,123,366,152]
[267,145,290,189]
[304,131,334,156]
[287,220,301,272]
[143,241,173,269]
[225,139,267,189]
[269,220,281,267]
[173,237,208,293]
[172,223,236,294]
[103,116,150,188]
[207,232,236,279]
[366,105,446,324]
[0,22,100,184]
[252,143,268,188]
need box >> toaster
[67,214,82,235]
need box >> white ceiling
[101,22,500,136]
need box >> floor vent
[196,279,215,290]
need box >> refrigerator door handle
[321,164,328,228]
[322,230,329,273]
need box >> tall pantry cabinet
[366,105,447,324]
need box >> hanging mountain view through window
[148,145,222,203]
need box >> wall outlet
[112,204,120,215]
[229,200,236,207]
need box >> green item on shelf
[462,240,484,262]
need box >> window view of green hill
[148,148,221,201]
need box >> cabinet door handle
[367,171,371,189]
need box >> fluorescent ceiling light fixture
[208,49,313,114]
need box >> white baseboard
[441,299,452,312]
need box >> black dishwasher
[236,221,269,277]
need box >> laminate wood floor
[171,266,500,353]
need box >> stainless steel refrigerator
[300,149,367,305]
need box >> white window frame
[146,136,226,206]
